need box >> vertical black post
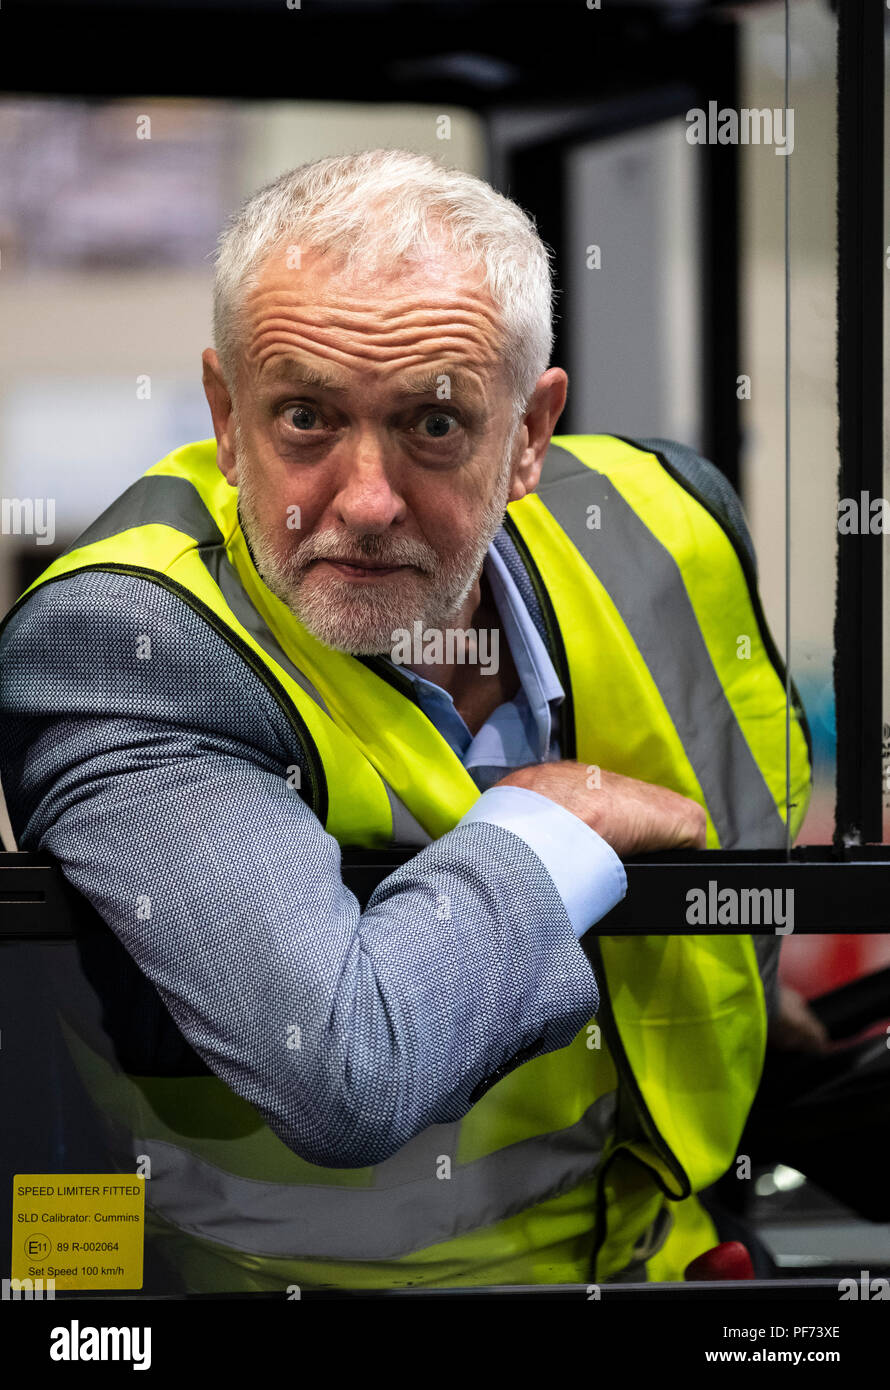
[699,20,740,493]
[834,0,884,846]
[505,138,570,411]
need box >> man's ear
[508,367,569,503]
[202,349,238,485]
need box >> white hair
[211,147,555,421]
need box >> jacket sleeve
[0,568,600,1167]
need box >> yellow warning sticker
[12,1175,144,1290]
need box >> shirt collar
[380,538,565,760]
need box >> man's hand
[494,761,707,859]
[767,985,831,1053]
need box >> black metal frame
[834,0,885,847]
[3,848,890,938]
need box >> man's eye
[286,404,321,431]
[418,411,458,439]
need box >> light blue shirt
[386,542,627,938]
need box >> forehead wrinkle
[249,326,501,377]
[250,317,496,348]
[245,284,504,333]
[247,311,503,349]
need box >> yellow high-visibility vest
[8,433,812,1290]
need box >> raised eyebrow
[257,361,350,391]
[258,360,483,403]
[399,370,484,403]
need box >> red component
[684,1241,755,1281]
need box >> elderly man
[0,148,814,1293]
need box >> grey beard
[234,433,516,656]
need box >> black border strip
[834,0,884,845]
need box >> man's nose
[332,438,406,532]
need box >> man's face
[226,243,522,655]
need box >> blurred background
[1,0,888,1278]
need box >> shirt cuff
[459,784,627,938]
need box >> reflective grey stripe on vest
[382,783,434,846]
[62,475,226,555]
[538,442,785,849]
[136,1091,615,1260]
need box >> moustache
[291,536,436,573]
